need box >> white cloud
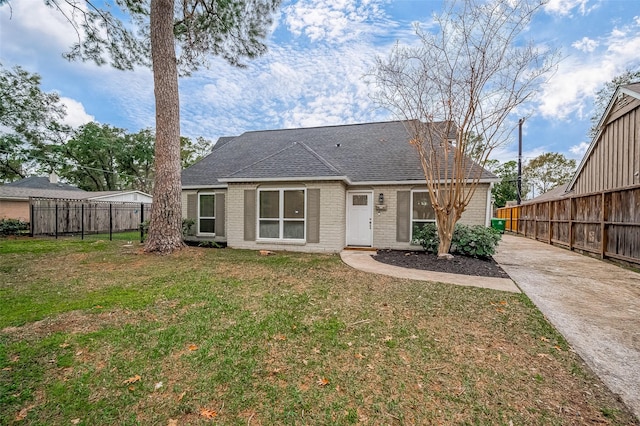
[59,97,94,127]
[569,141,590,158]
[537,19,640,121]
[0,0,87,60]
[284,0,388,44]
[572,36,598,52]
[177,37,391,140]
[544,0,591,16]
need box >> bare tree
[371,0,558,257]
[1,0,281,253]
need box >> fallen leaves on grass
[123,374,141,385]
[200,408,218,419]
[317,377,330,387]
[15,405,34,421]
[354,353,365,359]
[188,344,198,351]
[177,391,186,402]
[273,334,287,341]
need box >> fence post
[548,201,552,244]
[30,200,34,237]
[55,203,58,239]
[109,203,113,241]
[601,192,606,259]
[81,204,85,240]
[509,207,517,233]
[140,202,144,243]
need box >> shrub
[0,218,29,236]
[412,223,439,254]
[452,224,502,258]
[182,218,196,236]
[412,223,501,259]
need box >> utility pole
[517,118,524,205]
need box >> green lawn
[0,238,635,425]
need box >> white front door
[346,191,373,246]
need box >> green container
[491,218,506,232]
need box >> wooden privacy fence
[30,197,151,241]
[496,184,640,267]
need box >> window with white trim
[411,190,436,238]
[198,193,215,235]
[258,189,305,240]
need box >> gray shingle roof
[5,176,83,191]
[0,186,89,200]
[181,120,497,186]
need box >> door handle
[369,218,372,229]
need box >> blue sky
[1,0,639,165]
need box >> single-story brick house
[181,120,498,253]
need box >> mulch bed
[374,250,510,279]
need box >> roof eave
[348,177,499,186]
[220,176,351,184]
[182,184,228,190]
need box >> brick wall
[369,183,490,250]
[226,181,346,253]
[183,182,491,253]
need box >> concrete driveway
[493,234,640,420]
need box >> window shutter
[244,190,256,241]
[186,194,197,236]
[306,189,320,243]
[215,193,225,237]
[396,191,410,242]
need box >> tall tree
[0,64,69,182]
[524,152,576,198]
[119,129,156,193]
[181,136,213,168]
[55,122,124,191]
[3,0,282,252]
[589,69,640,139]
[371,0,558,257]
[490,160,519,208]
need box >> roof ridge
[238,119,422,136]
[296,141,343,175]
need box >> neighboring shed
[568,82,640,194]
[0,173,152,222]
[0,174,86,221]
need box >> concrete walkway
[493,234,640,420]
[339,250,520,293]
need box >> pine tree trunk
[145,0,184,253]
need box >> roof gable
[567,83,640,191]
